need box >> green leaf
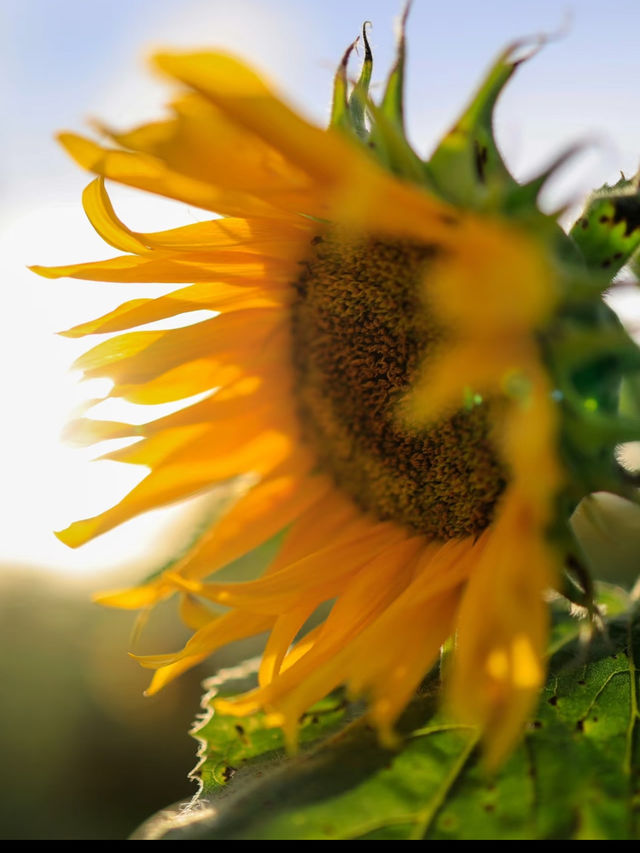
[192,658,353,799]
[135,587,640,840]
[570,174,640,277]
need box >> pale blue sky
[2,0,640,211]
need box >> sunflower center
[291,231,507,539]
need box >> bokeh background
[2,0,640,839]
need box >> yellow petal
[61,284,287,338]
[73,308,285,383]
[258,603,317,687]
[187,520,405,613]
[175,462,329,582]
[178,594,220,631]
[32,249,289,284]
[82,177,150,254]
[137,609,273,684]
[93,580,169,610]
[62,417,139,446]
[56,428,294,547]
[153,52,359,186]
[101,92,320,213]
[268,488,361,571]
[57,132,288,219]
[109,359,245,404]
[448,490,558,768]
[83,177,310,258]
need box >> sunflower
[33,16,640,767]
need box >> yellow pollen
[291,231,507,540]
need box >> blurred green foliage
[0,566,266,840]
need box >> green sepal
[546,512,598,610]
[361,4,427,182]
[558,561,596,612]
[570,173,640,277]
[425,42,534,207]
[330,11,432,185]
[620,372,640,420]
[555,391,640,505]
[330,40,359,132]
[378,1,411,131]
[357,3,431,183]
[347,22,373,139]
[502,145,585,220]
[541,289,640,518]
[366,97,428,183]
[562,407,640,460]
[549,326,640,385]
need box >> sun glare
[0,193,222,581]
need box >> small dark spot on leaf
[592,716,598,723]
[222,765,236,783]
[486,783,496,792]
[234,724,245,736]
[548,695,558,706]
[311,715,320,725]
[311,235,324,245]
[611,196,640,236]
[601,259,612,268]
[576,720,584,732]
[611,654,618,660]
[577,679,586,686]
[599,215,611,224]
[438,813,457,831]
[474,140,489,183]
[581,218,589,229]
[484,803,495,813]
[532,720,543,729]
[440,214,459,226]
[613,251,624,259]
